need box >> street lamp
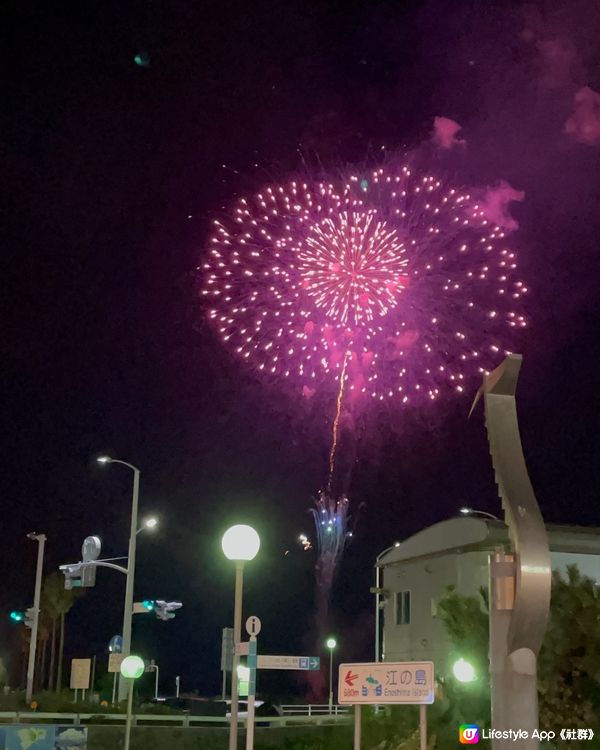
[373,541,400,662]
[136,516,158,534]
[222,524,260,750]
[326,637,337,713]
[453,657,476,683]
[459,507,501,522]
[120,655,145,750]
[146,660,160,700]
[97,455,140,701]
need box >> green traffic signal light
[10,611,24,622]
[142,600,155,611]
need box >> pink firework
[201,165,527,403]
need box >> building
[376,516,600,673]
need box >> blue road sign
[108,635,123,654]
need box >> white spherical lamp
[222,524,260,561]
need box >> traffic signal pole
[26,533,46,704]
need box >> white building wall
[382,549,600,673]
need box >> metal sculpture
[471,354,551,748]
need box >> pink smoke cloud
[535,37,580,88]
[478,181,525,232]
[431,117,465,149]
[565,86,600,146]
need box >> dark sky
[3,0,600,699]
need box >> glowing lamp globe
[120,655,145,680]
[222,525,260,562]
[452,658,476,683]
[326,637,337,650]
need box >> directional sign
[338,661,434,705]
[257,655,320,671]
[245,615,261,636]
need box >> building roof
[377,517,600,566]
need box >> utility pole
[26,533,46,705]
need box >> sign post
[70,658,91,703]
[338,661,434,750]
[245,616,261,750]
[221,627,234,700]
[108,635,123,706]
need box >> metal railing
[0,711,350,728]
[280,704,349,716]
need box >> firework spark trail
[327,350,350,492]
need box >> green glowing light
[120,655,145,679]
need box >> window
[395,590,411,625]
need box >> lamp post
[97,456,140,701]
[374,541,400,662]
[459,507,501,522]
[120,655,145,750]
[326,637,337,713]
[222,524,260,750]
[147,660,160,700]
[26,532,46,704]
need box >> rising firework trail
[201,161,526,644]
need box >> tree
[437,566,600,728]
[40,572,78,692]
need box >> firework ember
[201,165,526,404]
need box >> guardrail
[0,711,351,728]
[280,704,349,716]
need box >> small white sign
[338,661,434,705]
[70,658,91,689]
[257,655,319,670]
[245,615,261,636]
[235,642,250,656]
[108,653,125,673]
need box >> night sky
[4,0,600,699]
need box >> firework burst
[201,165,526,405]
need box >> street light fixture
[373,541,400,662]
[459,507,501,522]
[453,657,476,683]
[120,655,145,750]
[97,455,141,701]
[222,524,260,750]
[326,637,337,714]
[136,517,158,535]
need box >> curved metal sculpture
[471,354,551,746]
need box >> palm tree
[41,572,78,692]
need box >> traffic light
[9,611,24,623]
[60,563,83,590]
[154,600,182,621]
[154,605,175,621]
[25,608,35,629]
[142,600,156,611]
